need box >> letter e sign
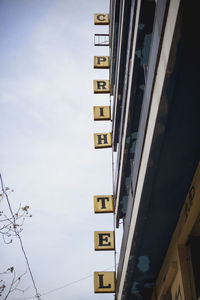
[94,231,115,251]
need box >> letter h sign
[94,133,112,149]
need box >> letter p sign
[94,56,110,69]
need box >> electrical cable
[11,265,117,300]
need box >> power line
[11,265,117,300]
[0,174,41,300]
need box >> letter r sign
[93,80,110,93]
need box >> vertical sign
[93,11,114,296]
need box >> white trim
[109,0,116,78]
[115,0,142,220]
[112,0,125,123]
[117,0,180,298]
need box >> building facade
[109,0,200,299]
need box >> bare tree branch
[0,267,27,300]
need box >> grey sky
[0,0,123,299]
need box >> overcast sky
[0,1,123,300]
